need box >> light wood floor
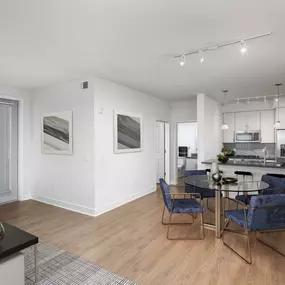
[1,188,285,285]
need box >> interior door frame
[176,120,197,184]
[156,120,170,184]
[0,97,19,204]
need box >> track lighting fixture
[247,98,250,104]
[236,99,239,104]
[275,95,279,102]
[264,96,267,103]
[176,32,271,65]
[240,40,247,54]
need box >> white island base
[0,252,25,285]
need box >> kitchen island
[202,159,285,180]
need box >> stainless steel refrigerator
[276,129,285,163]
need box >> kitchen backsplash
[223,143,276,158]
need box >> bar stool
[234,171,253,183]
[234,171,253,207]
[205,169,223,174]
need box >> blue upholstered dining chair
[222,194,285,264]
[235,174,285,204]
[184,170,220,210]
[159,178,205,240]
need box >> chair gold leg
[222,228,252,264]
[200,212,205,239]
[161,205,166,224]
[162,206,194,226]
[167,213,172,240]
[256,232,285,258]
[167,212,204,240]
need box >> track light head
[264,96,267,103]
[198,51,205,63]
[240,40,247,54]
[179,55,186,66]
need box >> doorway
[177,121,198,183]
[0,99,18,204]
[155,121,170,184]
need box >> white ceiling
[0,0,285,102]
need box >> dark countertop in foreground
[202,159,285,169]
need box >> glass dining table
[184,175,269,238]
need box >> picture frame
[41,110,73,155]
[113,111,143,154]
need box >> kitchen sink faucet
[263,146,268,165]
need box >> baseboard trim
[32,196,96,217]
[32,187,156,217]
[94,187,156,217]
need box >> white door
[155,121,165,183]
[0,100,18,204]
[164,122,170,184]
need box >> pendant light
[221,90,229,130]
[273,83,282,129]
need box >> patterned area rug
[24,242,137,285]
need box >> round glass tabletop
[184,175,269,192]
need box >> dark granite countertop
[202,159,285,169]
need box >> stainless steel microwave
[235,131,261,143]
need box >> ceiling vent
[80,81,88,90]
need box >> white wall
[31,79,96,215]
[197,94,222,168]
[93,77,170,215]
[170,99,197,184]
[0,86,32,201]
[177,122,197,152]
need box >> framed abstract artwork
[42,111,73,155]
[114,111,142,153]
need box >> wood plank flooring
[1,188,285,285]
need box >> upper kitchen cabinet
[223,113,235,143]
[260,110,275,143]
[235,111,260,131]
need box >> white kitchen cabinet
[222,113,235,143]
[260,110,275,143]
[186,158,197,170]
[235,111,260,131]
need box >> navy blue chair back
[248,194,285,231]
[184,170,207,194]
[184,170,207,177]
[261,175,285,194]
[159,178,172,211]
